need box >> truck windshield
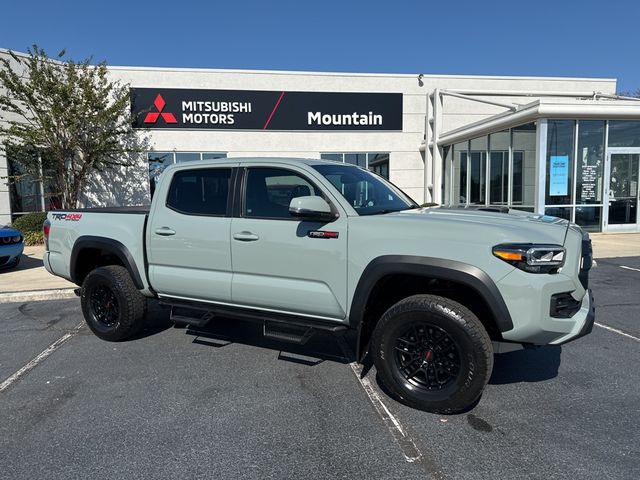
[312,164,419,215]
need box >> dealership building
[2,48,640,232]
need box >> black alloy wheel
[89,284,120,328]
[394,322,461,392]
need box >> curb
[0,288,77,304]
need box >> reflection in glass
[545,206,572,220]
[575,206,602,231]
[576,121,604,205]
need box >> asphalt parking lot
[1,257,639,480]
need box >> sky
[2,0,639,92]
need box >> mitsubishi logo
[143,94,178,124]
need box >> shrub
[11,212,48,246]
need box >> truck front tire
[81,265,147,341]
[371,294,493,414]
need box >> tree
[0,45,147,209]
[617,89,640,98]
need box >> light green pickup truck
[43,157,595,413]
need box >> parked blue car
[0,225,24,270]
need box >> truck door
[147,165,234,302]
[230,165,348,320]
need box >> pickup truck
[43,157,595,413]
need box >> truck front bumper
[497,265,596,345]
[554,289,595,345]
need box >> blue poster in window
[549,155,569,196]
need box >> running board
[263,321,314,345]
[170,306,215,328]
[160,297,349,342]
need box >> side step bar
[170,306,215,328]
[160,297,349,344]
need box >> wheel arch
[349,255,514,362]
[70,236,144,289]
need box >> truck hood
[379,207,570,246]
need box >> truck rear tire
[81,265,147,341]
[371,294,493,414]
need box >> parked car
[43,158,594,413]
[0,225,24,270]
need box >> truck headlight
[492,243,565,274]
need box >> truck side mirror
[289,196,335,221]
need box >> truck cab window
[244,168,320,219]
[166,168,231,216]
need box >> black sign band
[130,88,402,131]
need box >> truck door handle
[155,227,176,236]
[233,231,259,242]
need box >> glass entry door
[605,152,639,232]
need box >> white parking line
[0,322,84,393]
[595,322,640,342]
[620,265,640,273]
[349,362,424,464]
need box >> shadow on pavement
[127,300,174,340]
[13,253,44,272]
[489,345,562,384]
[182,316,354,365]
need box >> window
[452,142,468,205]
[546,120,575,206]
[489,131,509,205]
[147,151,227,197]
[313,163,415,216]
[446,123,536,210]
[576,121,604,205]
[608,121,640,148]
[368,153,390,179]
[469,136,488,205]
[511,123,536,209]
[166,168,231,216]
[320,152,390,179]
[244,168,321,219]
[6,145,43,215]
[175,152,201,163]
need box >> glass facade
[320,152,390,179]
[443,119,640,231]
[447,123,536,211]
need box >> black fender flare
[70,236,144,289]
[349,255,514,360]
